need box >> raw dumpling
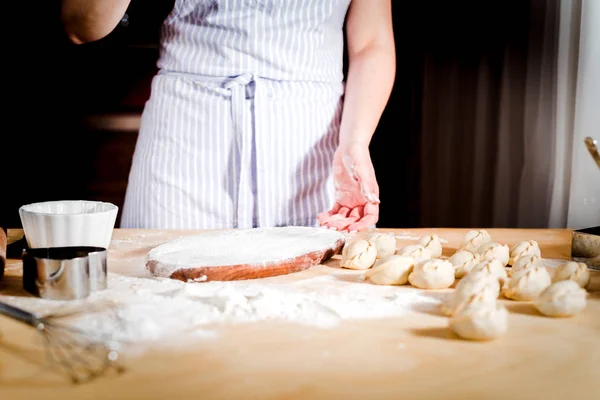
[460,229,492,253]
[366,232,396,259]
[534,280,588,317]
[396,245,433,263]
[508,240,541,265]
[408,258,455,289]
[449,250,481,279]
[477,242,510,267]
[361,255,415,285]
[418,234,443,258]
[552,261,591,288]
[449,302,508,341]
[470,259,508,286]
[340,239,377,270]
[442,270,500,316]
[508,254,542,277]
[502,266,551,301]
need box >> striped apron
[121,0,351,229]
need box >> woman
[61,0,395,233]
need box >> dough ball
[552,261,591,288]
[442,271,500,316]
[417,234,443,258]
[502,266,551,301]
[449,302,508,341]
[408,258,455,289]
[460,229,492,253]
[508,254,542,277]
[396,245,433,263]
[508,240,541,265]
[470,259,508,286]
[366,232,397,259]
[534,280,588,317]
[362,255,415,285]
[448,250,481,279]
[477,242,510,266]
[340,239,377,270]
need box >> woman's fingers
[337,206,352,218]
[325,214,359,231]
[317,203,342,225]
[326,203,342,216]
[347,202,379,232]
[319,202,379,233]
[347,214,378,232]
[317,213,329,226]
[318,203,359,231]
[348,206,363,219]
[318,212,353,230]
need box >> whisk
[0,300,126,384]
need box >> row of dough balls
[445,264,589,341]
[340,232,451,289]
[446,230,590,340]
[339,230,591,341]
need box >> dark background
[2,0,533,229]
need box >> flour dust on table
[0,270,439,357]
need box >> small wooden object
[571,226,600,270]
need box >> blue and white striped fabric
[121,0,351,229]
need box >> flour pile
[0,270,439,354]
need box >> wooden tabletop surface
[0,228,599,400]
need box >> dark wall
[2,1,533,229]
[3,1,172,229]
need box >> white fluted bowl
[19,200,118,249]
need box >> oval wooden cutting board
[145,226,346,282]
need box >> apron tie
[224,73,255,228]
[155,70,259,228]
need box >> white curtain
[558,0,600,229]
[518,0,600,229]
[420,0,600,229]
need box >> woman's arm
[318,0,395,232]
[61,0,132,44]
[339,0,396,152]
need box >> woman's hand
[317,0,394,232]
[318,142,380,232]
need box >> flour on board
[146,226,345,277]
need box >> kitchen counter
[1,228,599,399]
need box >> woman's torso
[157,0,352,83]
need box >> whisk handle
[0,301,40,327]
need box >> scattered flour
[0,269,439,357]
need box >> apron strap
[224,73,256,228]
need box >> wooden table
[1,228,599,399]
